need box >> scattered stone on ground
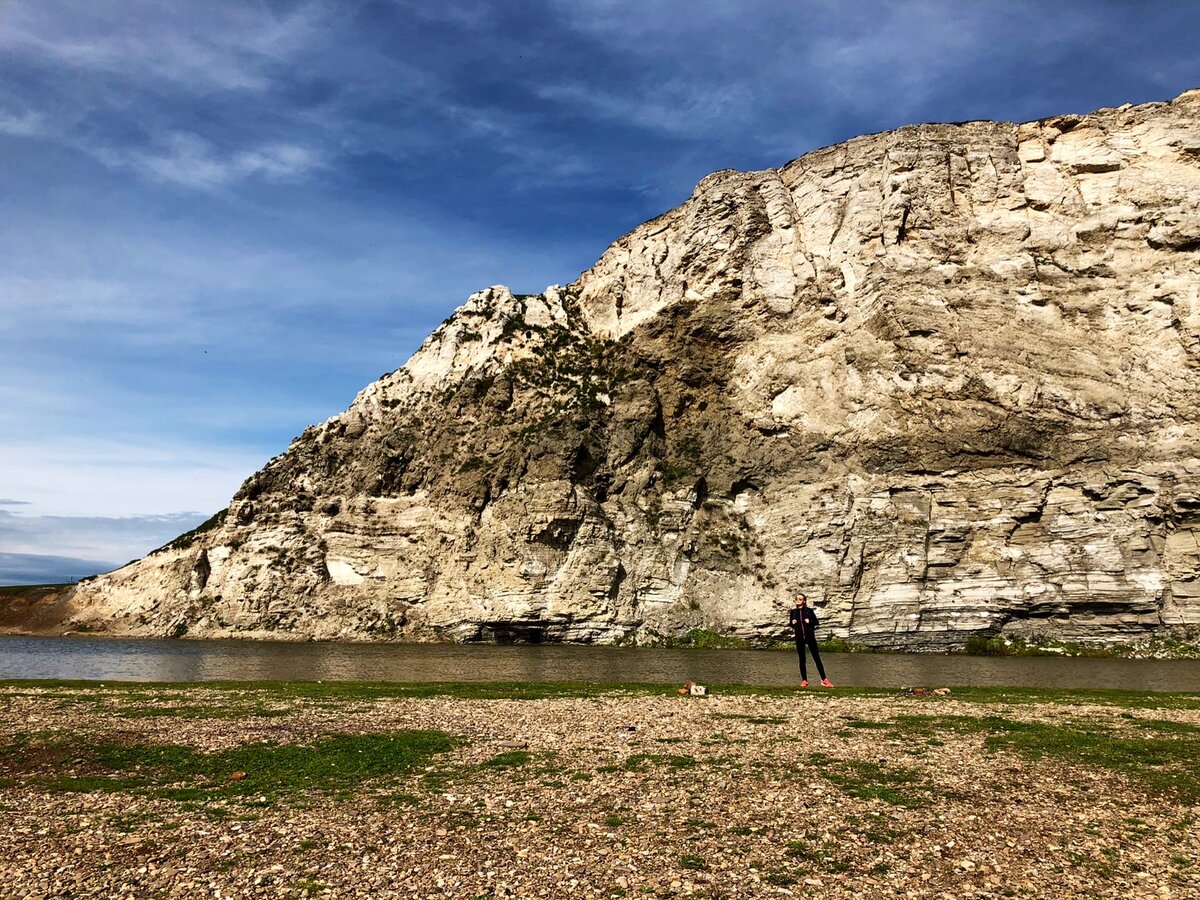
[3,685,1199,898]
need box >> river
[1,635,1198,691]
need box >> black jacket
[789,606,819,641]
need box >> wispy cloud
[407,2,497,31]
[0,439,259,518]
[0,552,121,586]
[0,110,42,137]
[534,79,755,141]
[0,0,325,93]
[1,275,152,326]
[543,0,1142,158]
[98,133,326,190]
[0,508,208,571]
[0,1,337,192]
[1,0,1198,567]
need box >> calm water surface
[1,635,1198,691]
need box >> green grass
[651,628,752,650]
[886,714,1200,803]
[113,703,293,720]
[856,814,906,845]
[1129,718,1200,734]
[0,582,72,594]
[811,753,932,808]
[155,508,228,553]
[0,729,455,800]
[0,678,871,709]
[785,839,852,873]
[841,717,892,730]
[962,632,1200,659]
[596,752,698,773]
[482,750,532,769]
[882,685,1200,710]
[3,679,1199,709]
[0,679,682,702]
[762,870,798,886]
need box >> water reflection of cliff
[1,636,1198,692]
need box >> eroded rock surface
[55,91,1200,647]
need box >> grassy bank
[961,632,1200,659]
[3,600,1198,657]
[6,677,1200,706]
[0,583,74,594]
[7,677,1200,714]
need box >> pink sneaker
[800,680,809,688]
[820,678,834,688]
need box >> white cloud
[408,2,496,31]
[551,0,746,41]
[535,79,755,141]
[545,0,1112,151]
[96,132,325,190]
[0,509,208,565]
[0,438,260,518]
[0,3,339,192]
[0,110,43,137]
[0,1,327,93]
[0,275,152,325]
[235,143,324,180]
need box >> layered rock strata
[56,90,1200,647]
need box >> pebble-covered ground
[2,684,1199,899]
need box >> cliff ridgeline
[44,90,1200,648]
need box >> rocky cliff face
[58,91,1200,648]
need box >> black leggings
[795,637,826,681]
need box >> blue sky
[2,0,1199,583]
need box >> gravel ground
[2,686,1199,899]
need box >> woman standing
[789,594,833,687]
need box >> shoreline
[2,624,1199,661]
[4,584,1200,658]
[5,678,1200,704]
[3,584,1199,659]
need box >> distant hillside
[0,552,115,587]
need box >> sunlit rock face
[63,90,1200,648]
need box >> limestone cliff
[55,90,1200,647]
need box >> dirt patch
[0,583,76,633]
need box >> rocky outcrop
[51,90,1200,648]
